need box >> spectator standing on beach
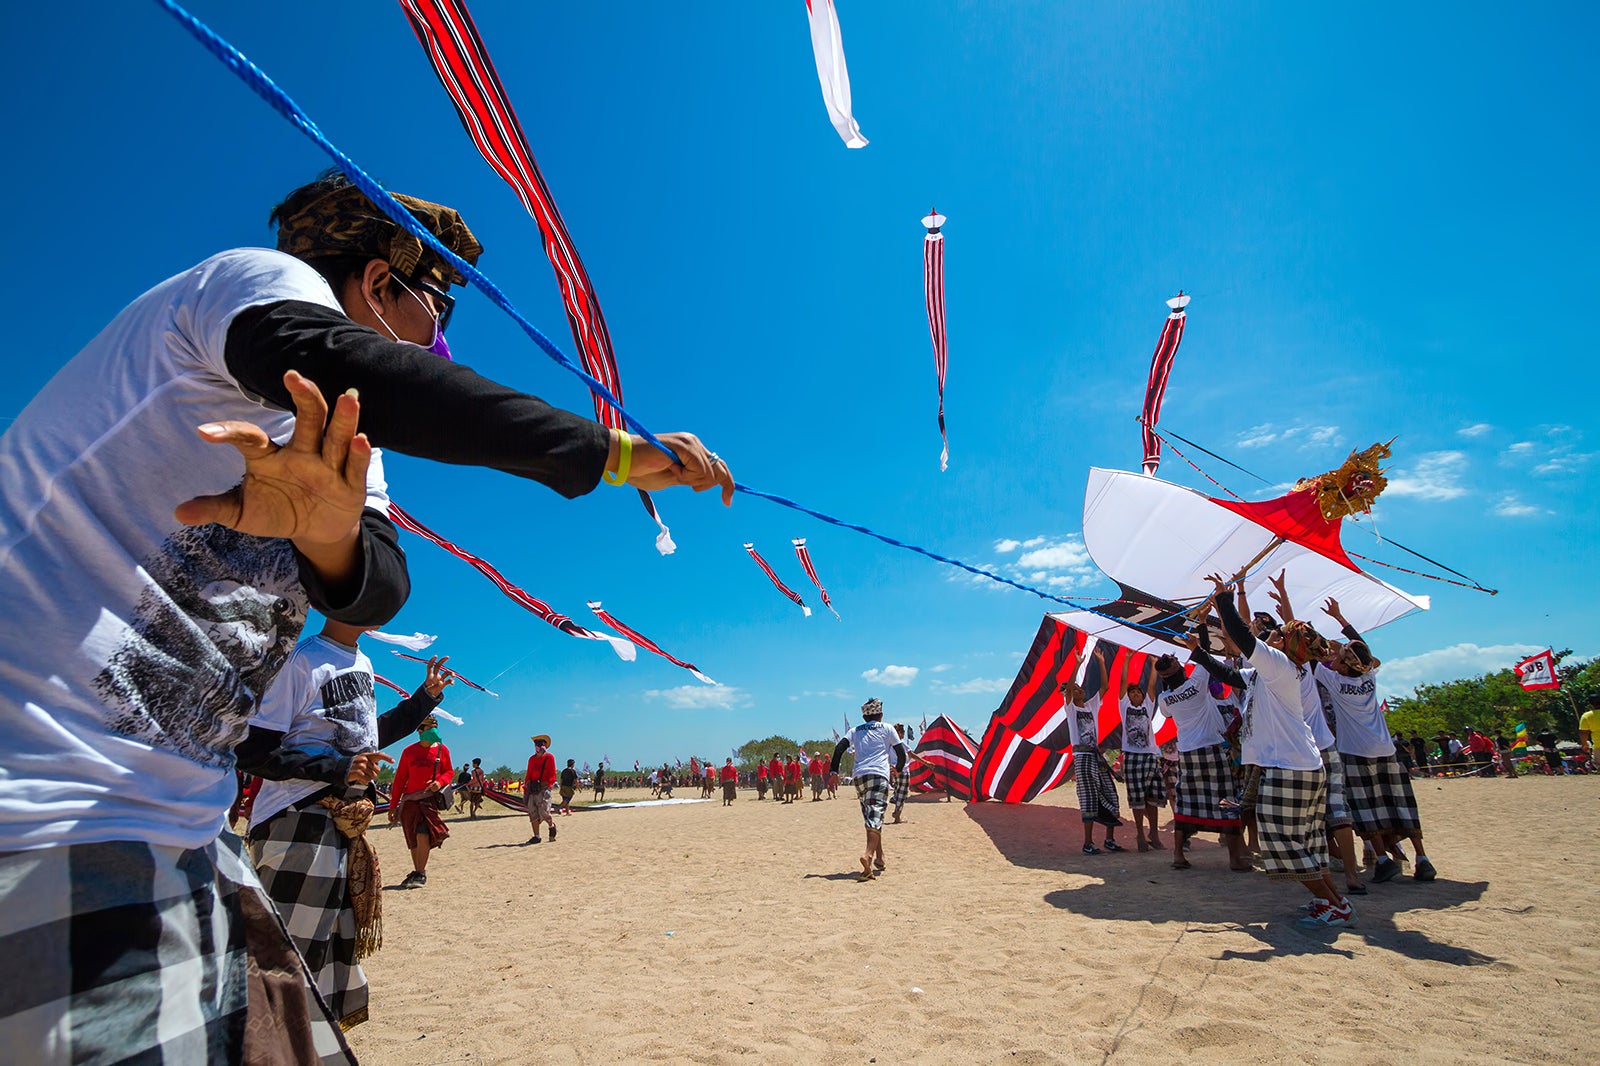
[1581,695,1600,769]
[831,699,910,881]
[756,760,770,800]
[391,715,456,888]
[1409,733,1430,777]
[593,764,608,801]
[1465,729,1497,776]
[524,736,559,843]
[783,755,802,804]
[466,759,487,817]
[768,754,784,800]
[810,751,828,802]
[1495,736,1518,779]
[721,758,738,806]
[560,759,580,813]
[888,726,910,822]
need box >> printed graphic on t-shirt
[1075,706,1097,747]
[94,525,307,767]
[1124,706,1151,750]
[318,670,378,753]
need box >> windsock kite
[922,209,949,470]
[804,0,868,148]
[791,538,840,619]
[1139,293,1190,476]
[745,543,812,617]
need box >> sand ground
[346,774,1597,1065]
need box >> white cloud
[1492,494,1549,518]
[644,685,749,710]
[1499,426,1593,479]
[994,539,1022,553]
[1017,541,1091,570]
[1505,441,1536,456]
[1378,643,1541,698]
[1237,422,1342,451]
[1237,423,1278,449]
[1022,536,1047,548]
[931,676,1013,696]
[1306,425,1342,445]
[967,534,1102,595]
[929,664,954,674]
[1385,451,1468,501]
[1457,423,1493,438]
[861,665,919,687]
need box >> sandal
[1082,844,1102,855]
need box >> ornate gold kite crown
[1293,440,1394,520]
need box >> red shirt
[808,756,825,776]
[785,759,802,782]
[526,751,558,789]
[393,741,453,800]
[756,764,768,780]
[768,758,783,779]
[720,764,737,782]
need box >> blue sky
[6,2,1595,769]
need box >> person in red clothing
[389,715,454,888]
[720,758,739,806]
[809,752,827,801]
[767,754,784,801]
[784,756,803,804]
[755,760,770,800]
[524,734,559,843]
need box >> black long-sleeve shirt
[235,686,441,787]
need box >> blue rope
[150,0,1176,627]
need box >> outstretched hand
[422,655,455,699]
[175,371,369,577]
[1267,569,1294,622]
[627,431,735,505]
[1322,596,1345,623]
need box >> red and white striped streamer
[398,0,673,553]
[1140,293,1190,477]
[374,673,410,698]
[744,543,812,617]
[791,538,840,620]
[922,209,949,471]
[587,602,717,686]
[389,650,498,697]
[386,502,636,662]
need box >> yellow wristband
[603,430,632,486]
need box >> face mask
[419,728,441,745]
[367,278,454,360]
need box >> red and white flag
[1140,293,1190,476]
[745,543,812,617]
[587,602,717,685]
[922,209,949,470]
[804,0,868,148]
[791,538,840,620]
[1514,649,1560,691]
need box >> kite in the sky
[1082,443,1429,636]
[791,538,840,619]
[805,0,868,148]
[922,209,949,470]
[588,602,718,685]
[744,543,812,617]
[387,503,637,661]
[390,651,497,698]
[1139,292,1190,476]
[399,0,674,553]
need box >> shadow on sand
[966,800,1494,966]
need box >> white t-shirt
[1156,666,1225,752]
[1238,644,1323,771]
[845,720,908,778]
[1062,697,1101,752]
[248,636,380,828]
[1313,663,1395,758]
[1118,696,1161,755]
[0,249,391,852]
[1296,664,1337,751]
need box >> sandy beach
[346,775,1597,1064]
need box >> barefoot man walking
[831,698,909,881]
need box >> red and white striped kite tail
[790,538,840,620]
[743,543,812,617]
[373,674,410,698]
[386,503,636,661]
[1140,292,1190,477]
[587,602,718,686]
[398,0,673,554]
[389,651,497,699]
[922,210,949,471]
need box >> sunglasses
[404,275,457,332]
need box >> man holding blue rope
[0,172,732,1064]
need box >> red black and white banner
[791,538,840,620]
[922,210,949,471]
[387,503,637,662]
[744,543,812,617]
[1513,648,1561,691]
[587,602,717,685]
[970,615,1170,803]
[909,715,978,799]
[398,0,673,552]
[804,0,868,148]
[1139,293,1190,476]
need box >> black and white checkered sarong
[890,768,909,813]
[1073,752,1122,826]
[250,805,368,1028]
[1255,766,1329,882]
[1174,744,1242,835]
[0,834,352,1064]
[1342,753,1422,833]
[1321,747,1353,830]
[855,773,891,830]
[1121,751,1163,809]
